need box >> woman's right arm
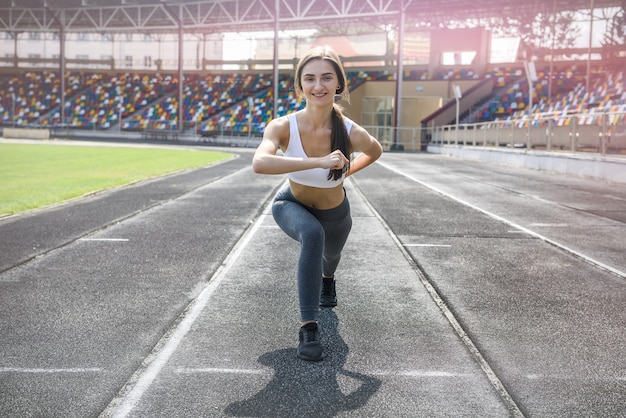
[252,117,347,175]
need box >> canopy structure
[0,0,620,34]
[0,0,620,131]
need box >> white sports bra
[284,113,353,188]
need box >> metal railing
[429,111,626,155]
[362,125,427,151]
[6,111,625,156]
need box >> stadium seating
[404,69,429,80]
[0,71,62,126]
[1,64,623,134]
[472,64,625,125]
[198,70,393,136]
[436,67,479,80]
[502,65,625,125]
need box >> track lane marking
[403,244,452,247]
[173,367,473,378]
[100,211,271,418]
[79,238,130,242]
[175,367,270,375]
[351,175,526,418]
[0,367,102,373]
[377,161,626,280]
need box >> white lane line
[352,177,526,418]
[377,160,626,280]
[0,367,102,373]
[79,238,130,242]
[526,373,626,381]
[100,212,270,418]
[403,244,452,247]
[173,367,471,378]
[372,370,472,378]
[175,367,270,375]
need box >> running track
[1,142,624,417]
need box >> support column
[585,0,594,94]
[548,0,557,102]
[48,6,67,126]
[393,0,405,148]
[59,17,66,125]
[163,3,184,133]
[273,0,280,120]
[178,24,184,133]
[12,31,18,68]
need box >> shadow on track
[224,309,382,417]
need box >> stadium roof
[0,0,622,34]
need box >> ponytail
[328,105,352,181]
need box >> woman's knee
[300,221,324,245]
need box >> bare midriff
[289,180,345,210]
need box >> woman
[252,46,383,361]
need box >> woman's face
[299,59,340,107]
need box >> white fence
[429,111,626,155]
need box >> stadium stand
[1,64,624,138]
[471,64,626,126]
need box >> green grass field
[0,143,233,216]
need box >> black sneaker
[320,277,337,307]
[297,322,323,361]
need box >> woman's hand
[319,149,349,170]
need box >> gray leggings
[272,185,352,321]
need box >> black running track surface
[1,145,624,417]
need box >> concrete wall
[428,144,626,184]
[345,79,480,127]
[2,127,50,140]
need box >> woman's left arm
[346,124,383,177]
